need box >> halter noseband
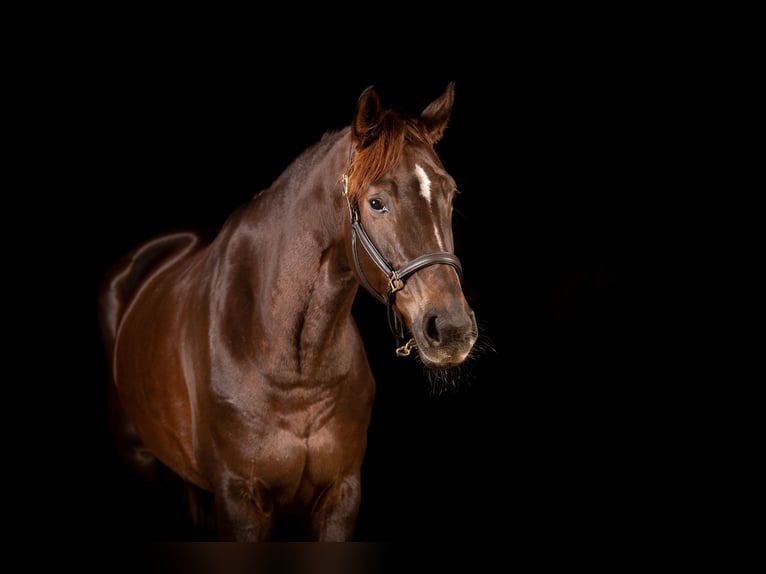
[341,160,463,357]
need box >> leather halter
[341,160,463,356]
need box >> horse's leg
[108,378,161,481]
[214,476,276,541]
[309,475,362,541]
[182,481,216,539]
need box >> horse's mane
[262,110,432,204]
[345,111,432,203]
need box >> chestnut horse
[98,82,478,541]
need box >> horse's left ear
[352,85,384,150]
[420,81,456,144]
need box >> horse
[98,81,478,541]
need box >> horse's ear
[420,81,456,144]
[352,85,384,150]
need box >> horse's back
[98,228,215,352]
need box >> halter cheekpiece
[341,147,463,356]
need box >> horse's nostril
[424,313,441,344]
[421,311,478,349]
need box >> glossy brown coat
[98,82,477,541]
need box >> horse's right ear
[352,85,384,150]
[420,81,455,144]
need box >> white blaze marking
[415,163,432,202]
[415,163,445,249]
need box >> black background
[38,17,726,549]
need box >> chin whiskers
[417,330,495,396]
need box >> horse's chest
[248,419,347,501]
[232,399,360,490]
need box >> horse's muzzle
[412,308,478,368]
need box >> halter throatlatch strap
[341,170,464,356]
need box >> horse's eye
[369,198,388,213]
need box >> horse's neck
[209,132,360,380]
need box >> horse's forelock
[346,115,430,203]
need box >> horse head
[343,81,478,370]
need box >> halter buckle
[342,173,360,223]
[387,272,403,295]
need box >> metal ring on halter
[395,338,416,357]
